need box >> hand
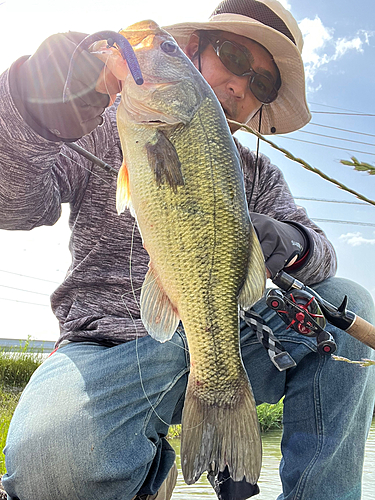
[207,466,260,500]
[13,32,121,141]
[250,213,308,279]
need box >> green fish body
[99,20,266,485]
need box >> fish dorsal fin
[238,227,267,309]
[140,266,180,343]
[116,160,132,215]
[146,131,184,192]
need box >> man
[1,1,374,499]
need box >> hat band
[211,0,296,45]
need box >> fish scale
[97,19,266,487]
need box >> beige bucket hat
[163,0,311,135]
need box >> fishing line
[119,290,171,427]
[56,150,116,278]
[248,105,263,209]
[59,151,113,186]
[123,206,189,355]
[100,51,116,106]
[129,218,140,310]
[58,148,114,270]
[126,220,191,428]
[118,282,189,354]
[122,218,172,427]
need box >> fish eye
[161,40,179,55]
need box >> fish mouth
[142,119,172,126]
[129,104,181,126]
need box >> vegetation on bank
[0,342,44,474]
[168,399,284,439]
[0,345,284,475]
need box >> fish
[91,20,266,486]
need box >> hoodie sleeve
[235,139,337,285]
[0,67,119,231]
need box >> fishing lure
[63,30,143,103]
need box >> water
[171,419,375,499]
[363,419,375,499]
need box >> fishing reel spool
[266,288,337,355]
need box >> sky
[0,0,374,342]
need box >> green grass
[167,400,284,439]
[0,342,43,475]
[257,399,284,432]
[0,340,43,388]
[0,388,22,474]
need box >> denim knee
[2,333,189,500]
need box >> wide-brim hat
[163,0,311,135]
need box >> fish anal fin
[140,266,180,342]
[181,369,262,485]
[146,131,184,192]
[116,160,132,215]
[239,227,266,310]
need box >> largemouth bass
[92,20,266,485]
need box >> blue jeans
[3,277,375,500]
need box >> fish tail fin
[181,370,262,485]
[116,160,131,215]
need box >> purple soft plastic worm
[63,30,143,103]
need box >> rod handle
[346,315,375,350]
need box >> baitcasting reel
[266,286,337,355]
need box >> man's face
[185,32,279,133]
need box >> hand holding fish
[13,32,120,141]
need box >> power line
[0,297,49,307]
[309,122,375,139]
[0,284,51,296]
[278,135,375,156]
[312,218,375,227]
[0,269,60,284]
[299,130,375,148]
[294,197,368,206]
[308,102,373,114]
[311,111,375,117]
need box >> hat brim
[163,13,311,135]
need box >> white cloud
[279,0,291,9]
[299,16,333,84]
[339,232,375,247]
[333,37,364,59]
[299,16,373,87]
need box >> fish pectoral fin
[238,227,267,309]
[140,266,180,343]
[146,131,184,193]
[116,160,133,215]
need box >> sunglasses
[203,35,279,104]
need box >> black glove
[207,466,260,500]
[9,32,111,142]
[250,213,308,279]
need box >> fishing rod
[269,270,375,353]
[65,142,117,176]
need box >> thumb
[95,65,122,105]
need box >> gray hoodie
[0,69,337,346]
